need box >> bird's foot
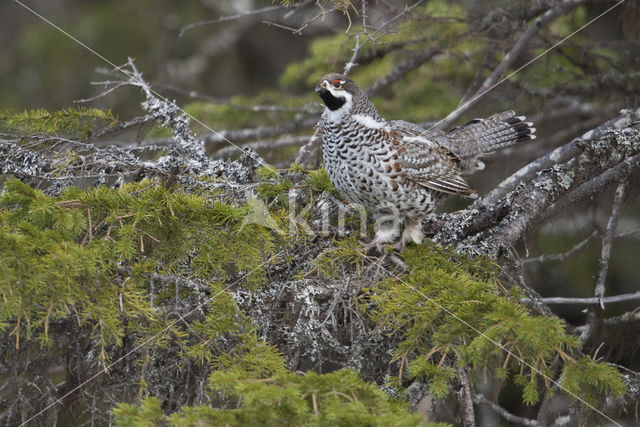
[359,240,407,269]
[391,239,407,252]
[360,238,408,254]
[386,253,407,269]
[360,239,385,254]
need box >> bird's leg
[391,239,405,252]
[361,238,384,254]
[392,218,423,251]
[361,226,398,253]
[361,214,400,254]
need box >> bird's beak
[315,85,328,96]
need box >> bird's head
[315,73,358,113]
[315,73,378,122]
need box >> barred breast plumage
[315,72,536,251]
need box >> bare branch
[594,182,627,308]
[343,34,362,75]
[523,230,598,264]
[202,116,319,146]
[74,81,129,103]
[366,0,425,43]
[481,107,640,207]
[90,116,154,140]
[361,0,369,35]
[179,2,310,36]
[432,108,640,256]
[521,291,640,305]
[263,4,337,35]
[294,126,323,168]
[437,0,585,130]
[474,393,539,426]
[213,136,312,158]
[153,81,319,114]
[343,0,428,68]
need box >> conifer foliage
[2,0,640,425]
[0,169,628,425]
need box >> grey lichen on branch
[430,108,640,258]
[1,100,636,425]
[121,58,208,166]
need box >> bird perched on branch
[315,72,536,252]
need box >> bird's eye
[332,79,342,89]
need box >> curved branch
[437,0,585,130]
[483,107,631,206]
[431,108,640,256]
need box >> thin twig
[523,228,640,265]
[367,0,425,43]
[73,81,128,103]
[436,0,587,130]
[152,81,318,113]
[180,4,285,36]
[361,0,369,35]
[263,4,336,35]
[521,291,640,305]
[523,230,598,264]
[213,136,312,158]
[594,182,626,308]
[343,34,362,75]
[202,116,319,146]
[474,393,539,426]
[340,0,426,73]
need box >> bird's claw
[360,239,385,254]
[360,238,409,254]
[391,239,407,252]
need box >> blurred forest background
[2,0,640,425]
[4,0,638,334]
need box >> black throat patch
[317,88,346,111]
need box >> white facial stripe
[322,79,344,98]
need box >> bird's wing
[390,127,474,195]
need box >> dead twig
[437,0,586,130]
[523,230,598,264]
[594,182,627,309]
[179,1,313,36]
[521,291,640,306]
[474,393,539,426]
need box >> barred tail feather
[446,110,536,159]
